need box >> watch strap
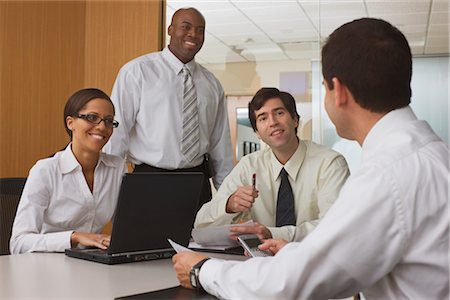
[193,257,210,270]
[191,258,210,291]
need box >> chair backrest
[0,178,27,255]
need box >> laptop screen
[107,172,204,255]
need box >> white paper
[168,238,194,253]
[188,241,233,251]
[191,221,254,247]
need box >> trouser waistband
[133,158,211,178]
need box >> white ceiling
[166,0,450,64]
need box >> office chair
[0,178,26,255]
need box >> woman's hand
[71,232,111,250]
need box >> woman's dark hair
[63,88,114,140]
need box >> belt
[134,155,211,178]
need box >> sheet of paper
[191,221,254,247]
[168,239,194,253]
[188,241,233,251]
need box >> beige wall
[208,59,314,163]
[205,59,313,96]
[0,0,163,178]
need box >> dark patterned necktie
[180,66,199,161]
[276,168,296,227]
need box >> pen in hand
[232,173,256,224]
[244,173,256,220]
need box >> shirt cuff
[267,226,291,241]
[198,258,224,297]
[45,230,73,252]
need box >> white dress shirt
[199,106,449,299]
[104,47,233,188]
[10,145,127,254]
[195,140,349,242]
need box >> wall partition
[0,0,164,178]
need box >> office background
[1,0,448,178]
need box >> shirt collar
[270,140,306,181]
[59,144,80,174]
[162,47,197,76]
[59,143,115,174]
[362,105,417,161]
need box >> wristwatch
[189,258,210,291]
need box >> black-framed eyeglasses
[76,114,119,128]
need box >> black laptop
[65,172,203,265]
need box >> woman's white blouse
[10,146,127,254]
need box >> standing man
[195,87,349,242]
[105,8,233,208]
[172,18,449,299]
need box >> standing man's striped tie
[181,66,200,161]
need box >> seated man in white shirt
[194,87,350,242]
[172,18,449,299]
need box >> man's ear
[294,115,299,130]
[167,25,173,37]
[332,77,348,108]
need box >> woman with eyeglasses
[10,88,127,254]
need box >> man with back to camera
[104,7,233,209]
[194,87,350,242]
[172,18,449,299]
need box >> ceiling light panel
[215,32,272,45]
[427,35,450,47]
[207,22,261,35]
[317,2,366,19]
[202,9,249,25]
[370,13,428,26]
[167,0,449,63]
[255,19,317,34]
[233,2,308,22]
[431,0,449,12]
[366,0,430,15]
[167,1,235,12]
[430,11,450,24]
[428,24,450,36]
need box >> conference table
[0,251,246,299]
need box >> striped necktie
[181,66,200,161]
[276,168,296,227]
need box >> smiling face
[254,97,299,157]
[168,8,205,64]
[66,98,114,157]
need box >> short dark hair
[63,88,114,139]
[322,18,412,113]
[248,87,299,133]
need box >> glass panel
[312,3,449,173]
[236,107,260,161]
[410,57,449,144]
[165,1,449,170]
